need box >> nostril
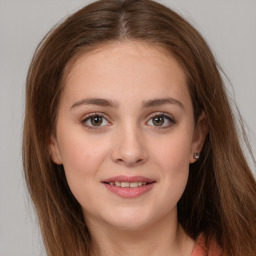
[110,139,148,166]
[115,157,145,167]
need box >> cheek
[59,131,108,172]
[151,130,193,170]
[57,132,110,198]
[149,131,192,202]
[156,142,190,189]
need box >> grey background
[1,0,255,255]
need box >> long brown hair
[23,0,256,255]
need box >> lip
[102,175,155,183]
[102,175,156,198]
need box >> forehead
[64,41,185,82]
[61,41,191,108]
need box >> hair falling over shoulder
[23,0,256,255]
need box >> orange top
[191,234,223,256]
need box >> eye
[82,114,110,128]
[146,113,175,128]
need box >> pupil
[92,116,102,126]
[153,116,164,126]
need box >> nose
[111,124,148,167]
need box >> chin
[100,206,162,231]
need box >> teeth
[130,182,138,188]
[109,181,148,187]
[121,182,129,188]
[115,181,121,186]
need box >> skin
[50,41,207,256]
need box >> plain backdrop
[0,0,256,255]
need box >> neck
[87,211,195,256]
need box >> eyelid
[146,112,176,128]
[80,111,175,130]
[81,112,112,128]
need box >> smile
[102,176,156,198]
[106,181,148,187]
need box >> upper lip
[102,175,155,183]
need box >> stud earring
[193,152,200,160]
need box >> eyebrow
[70,98,119,110]
[142,98,184,109]
[70,97,184,110]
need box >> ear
[189,112,208,163]
[48,135,63,165]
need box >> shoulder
[191,233,223,256]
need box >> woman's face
[50,41,206,230]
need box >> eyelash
[81,112,176,130]
[146,112,176,129]
[81,112,111,131]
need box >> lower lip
[103,183,155,198]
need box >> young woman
[23,0,256,255]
